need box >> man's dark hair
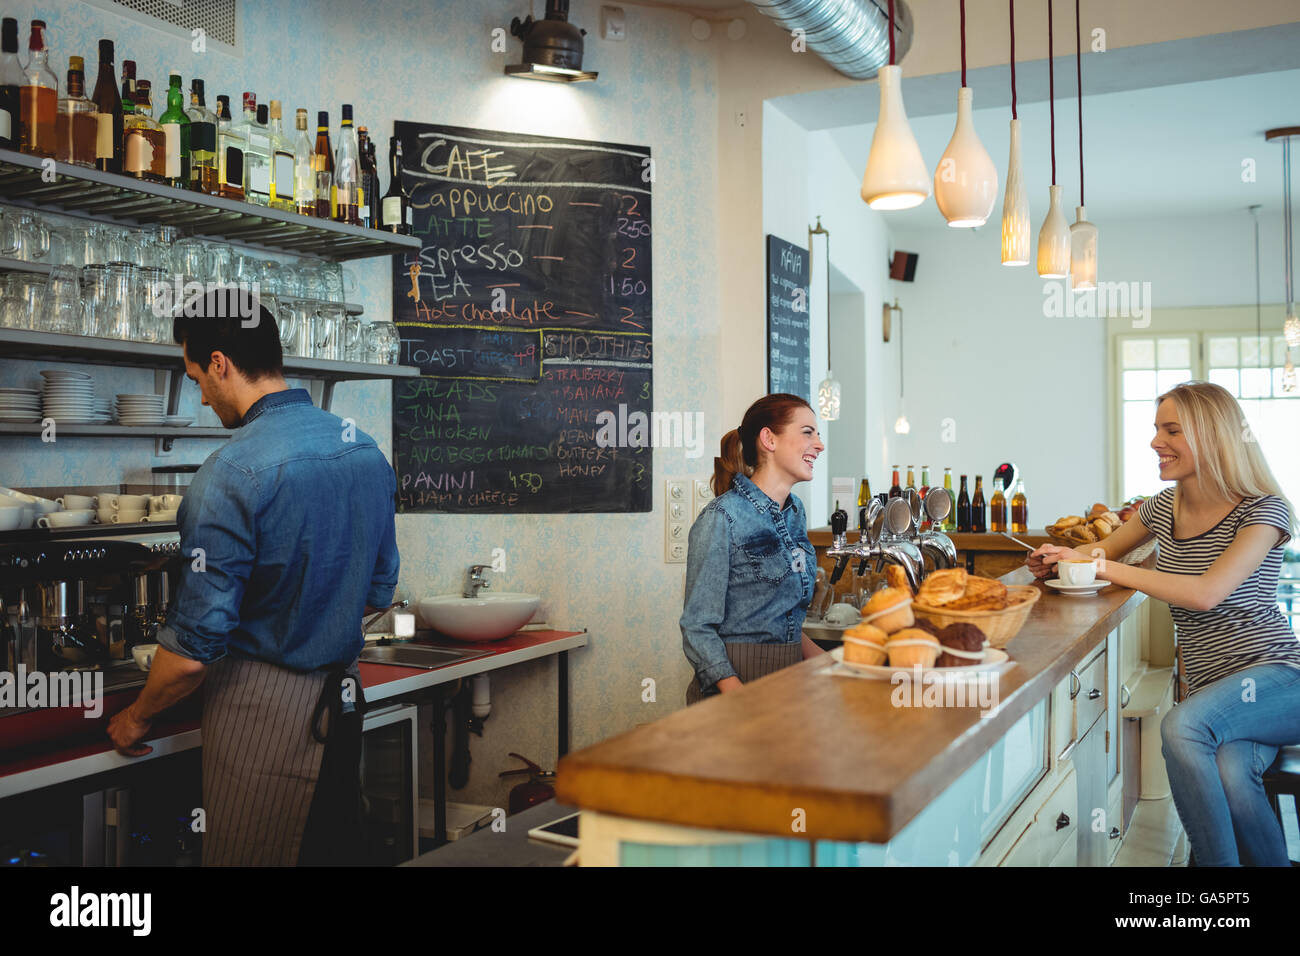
[173,288,283,379]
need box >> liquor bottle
[158,71,189,188]
[990,477,1007,533]
[267,100,294,212]
[292,108,315,216]
[55,56,98,167]
[904,466,917,498]
[889,466,902,499]
[1011,479,1029,534]
[918,466,931,529]
[90,38,122,173]
[379,135,411,234]
[333,103,360,224]
[238,94,270,205]
[18,20,58,158]
[119,59,135,123]
[856,477,872,509]
[357,125,379,228]
[971,475,987,534]
[0,19,22,150]
[312,110,334,218]
[186,79,217,193]
[956,474,972,533]
[215,94,245,201]
[123,81,165,183]
[942,468,956,532]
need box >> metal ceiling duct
[746,0,914,80]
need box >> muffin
[911,617,943,638]
[842,623,888,666]
[917,568,967,607]
[885,628,941,668]
[862,587,914,634]
[936,621,989,667]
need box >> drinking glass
[260,260,284,296]
[291,262,326,301]
[104,261,138,340]
[92,225,141,265]
[365,321,401,365]
[5,212,50,261]
[45,226,84,268]
[174,238,212,283]
[81,264,111,337]
[41,265,83,335]
[137,266,169,342]
[341,314,364,362]
[313,302,344,361]
[207,243,234,284]
[4,274,45,330]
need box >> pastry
[911,617,944,637]
[843,623,888,666]
[885,564,913,595]
[917,568,968,606]
[944,576,1008,611]
[1100,511,1122,529]
[862,587,914,633]
[1064,525,1098,545]
[1055,515,1084,529]
[1090,502,1109,517]
[1090,518,1112,539]
[885,629,941,668]
[936,622,988,667]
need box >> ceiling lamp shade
[1038,185,1072,277]
[1284,351,1298,393]
[507,0,598,82]
[818,376,843,421]
[1285,311,1300,349]
[1001,118,1030,264]
[935,88,998,226]
[861,65,930,210]
[1070,205,1098,288]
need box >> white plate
[163,416,195,426]
[1045,579,1107,596]
[40,370,91,380]
[830,646,1011,679]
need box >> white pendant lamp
[810,218,840,420]
[861,0,930,211]
[1068,0,1098,289]
[1037,0,1072,278]
[935,1,997,227]
[1001,0,1029,265]
[1267,127,1300,347]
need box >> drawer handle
[1109,826,1121,840]
[1088,688,1101,700]
[1056,812,1071,831]
[1069,670,1081,701]
[1120,683,1131,709]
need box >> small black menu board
[765,235,810,401]
[390,122,653,514]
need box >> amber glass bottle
[990,478,1007,533]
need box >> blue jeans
[1161,663,1300,866]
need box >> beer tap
[827,503,851,585]
[917,491,959,572]
[854,497,884,577]
[873,497,925,593]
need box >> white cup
[113,494,150,512]
[144,510,178,523]
[132,643,159,671]
[149,494,183,514]
[56,494,97,510]
[112,509,147,524]
[17,506,34,528]
[1058,559,1098,586]
[0,508,22,531]
[95,507,116,524]
[37,509,94,528]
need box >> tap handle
[829,556,848,585]
[830,506,847,536]
[855,557,870,577]
[858,506,869,532]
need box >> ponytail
[712,429,748,498]
[710,393,814,498]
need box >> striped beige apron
[686,641,802,706]
[201,656,356,866]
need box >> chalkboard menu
[766,235,810,400]
[391,122,653,514]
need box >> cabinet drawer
[1048,832,1079,867]
[1038,766,1079,865]
[997,820,1038,867]
[1076,649,1107,733]
[1052,672,1077,762]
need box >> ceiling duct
[746,0,913,80]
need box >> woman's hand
[1027,544,1093,578]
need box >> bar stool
[1263,745,1300,864]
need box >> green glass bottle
[942,467,956,532]
[157,70,189,188]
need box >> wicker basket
[911,585,1041,649]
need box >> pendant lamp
[893,302,909,434]
[1037,0,1072,278]
[861,0,930,211]
[1267,126,1300,348]
[810,218,841,420]
[1068,0,1097,289]
[1001,0,1029,265]
[935,0,997,227]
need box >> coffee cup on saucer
[1058,559,1098,587]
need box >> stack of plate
[0,387,41,423]
[116,393,167,426]
[92,399,113,424]
[41,370,97,423]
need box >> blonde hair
[1157,381,1298,535]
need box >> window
[1118,335,1193,503]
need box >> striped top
[1138,488,1300,694]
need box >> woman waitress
[1030,382,1300,866]
[681,394,826,704]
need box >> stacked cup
[145,493,183,524]
[106,493,150,524]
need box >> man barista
[107,288,400,865]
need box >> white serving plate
[829,646,1010,680]
[1044,580,1107,597]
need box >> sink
[415,592,541,642]
[359,644,492,668]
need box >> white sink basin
[415,592,541,642]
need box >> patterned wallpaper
[0,0,721,810]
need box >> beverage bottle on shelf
[971,475,987,534]
[903,466,917,498]
[292,107,315,216]
[942,467,956,531]
[238,94,270,205]
[55,55,98,167]
[956,474,972,533]
[918,466,931,529]
[1011,479,1029,534]
[312,110,334,218]
[18,19,57,158]
[123,80,165,183]
[990,477,1007,533]
[357,125,379,228]
[379,135,411,234]
[215,94,245,200]
[888,466,902,499]
[186,79,217,193]
[119,58,135,125]
[267,100,294,212]
[157,71,189,188]
[856,477,872,509]
[0,18,23,150]
[333,103,360,224]
[90,39,122,172]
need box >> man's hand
[107,704,154,757]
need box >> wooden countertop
[808,528,1051,549]
[555,568,1147,843]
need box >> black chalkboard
[766,235,810,401]
[391,123,652,514]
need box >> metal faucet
[916,491,959,572]
[464,564,493,599]
[827,496,925,593]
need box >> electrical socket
[693,478,714,519]
[665,479,689,563]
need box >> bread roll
[885,564,913,595]
[917,568,968,606]
[1090,518,1112,539]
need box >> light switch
[601,6,626,41]
[665,480,689,563]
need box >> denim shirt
[679,473,816,692]
[155,388,400,671]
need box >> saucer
[1046,579,1107,596]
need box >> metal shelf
[0,148,421,262]
[0,422,228,439]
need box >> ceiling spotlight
[508,0,598,82]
